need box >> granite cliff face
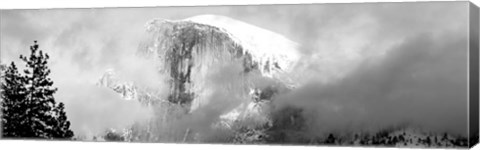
[142,15,299,111]
[100,15,299,113]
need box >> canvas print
[0,1,478,148]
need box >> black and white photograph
[0,1,478,149]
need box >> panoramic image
[0,1,476,148]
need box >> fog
[275,32,468,136]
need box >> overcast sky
[1,1,470,137]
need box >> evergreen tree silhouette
[1,41,74,139]
[1,62,29,137]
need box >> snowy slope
[184,15,300,77]
[146,14,300,78]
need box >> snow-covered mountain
[135,15,300,111]
[96,15,300,142]
[100,14,299,107]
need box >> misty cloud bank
[275,32,468,136]
[57,84,153,138]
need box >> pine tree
[1,41,74,139]
[1,62,29,137]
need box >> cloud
[274,31,468,136]
[226,2,467,84]
[57,84,153,139]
